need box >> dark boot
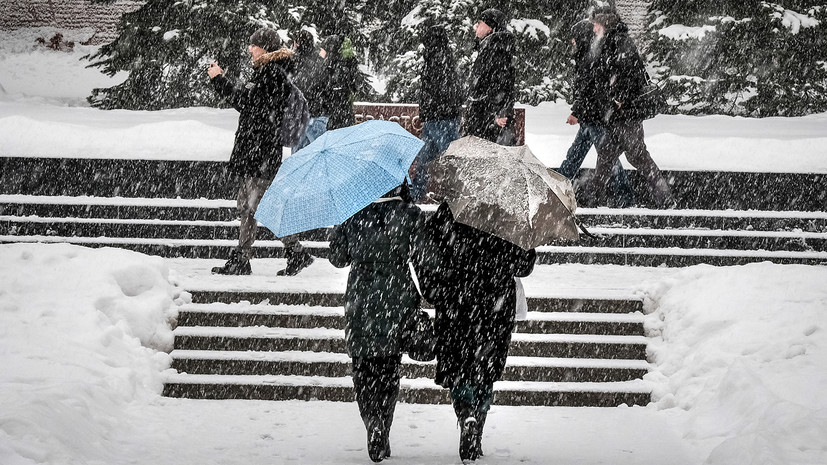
[276,250,314,276]
[211,250,251,275]
[459,416,479,463]
[475,410,487,457]
[367,416,387,463]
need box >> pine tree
[645,1,827,116]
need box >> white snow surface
[2,245,827,465]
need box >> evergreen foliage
[645,1,827,116]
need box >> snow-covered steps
[161,373,652,407]
[3,195,827,266]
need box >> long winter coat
[464,30,517,143]
[414,203,536,389]
[593,22,650,124]
[292,43,326,117]
[329,198,423,358]
[569,28,611,125]
[317,35,359,130]
[419,26,463,123]
[211,48,293,179]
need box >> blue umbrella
[254,120,424,237]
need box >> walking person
[328,183,423,463]
[415,202,537,464]
[463,8,517,145]
[207,27,314,276]
[586,8,675,208]
[289,28,328,152]
[318,34,360,130]
[411,21,463,202]
[560,20,635,208]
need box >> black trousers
[352,355,402,433]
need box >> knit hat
[478,8,506,31]
[570,19,593,45]
[589,7,620,29]
[250,27,281,52]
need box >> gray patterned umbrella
[428,136,579,249]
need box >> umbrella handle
[575,216,598,239]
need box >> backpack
[275,65,311,147]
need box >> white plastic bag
[514,277,528,321]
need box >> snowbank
[0,244,182,465]
[643,263,827,464]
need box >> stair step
[169,350,649,382]
[161,373,651,407]
[182,292,644,314]
[177,304,645,335]
[171,326,648,359]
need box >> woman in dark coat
[415,202,536,463]
[328,183,422,463]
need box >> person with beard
[586,7,675,208]
[412,21,463,202]
[289,28,329,152]
[560,20,636,208]
[207,27,314,276]
[463,8,517,145]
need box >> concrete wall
[614,0,651,39]
[0,0,143,44]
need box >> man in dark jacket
[328,183,423,463]
[560,20,635,208]
[463,8,517,145]
[412,22,464,202]
[290,28,329,152]
[207,27,314,276]
[415,202,536,463]
[586,8,675,208]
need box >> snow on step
[1,215,240,227]
[535,244,827,259]
[0,194,235,208]
[0,234,329,249]
[179,303,345,317]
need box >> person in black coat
[559,20,635,208]
[585,8,675,208]
[207,27,313,276]
[412,22,464,201]
[318,34,360,130]
[463,8,517,145]
[289,28,329,151]
[329,183,423,463]
[414,202,536,463]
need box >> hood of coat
[253,47,294,69]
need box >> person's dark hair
[250,27,282,52]
[421,22,450,50]
[292,29,315,55]
[589,7,620,30]
[478,8,506,32]
[321,34,343,57]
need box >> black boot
[459,416,479,463]
[211,250,251,275]
[276,250,314,276]
[367,416,387,463]
[475,410,487,457]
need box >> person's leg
[212,177,257,275]
[615,122,674,208]
[411,121,440,202]
[559,124,593,179]
[276,233,313,276]
[587,127,624,207]
[352,356,400,463]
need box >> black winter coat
[329,199,423,358]
[464,30,517,142]
[419,28,463,122]
[570,35,611,125]
[211,49,293,179]
[292,44,326,117]
[593,22,650,124]
[414,203,536,389]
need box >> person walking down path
[318,34,360,130]
[585,8,675,208]
[207,27,314,276]
[463,8,517,145]
[560,19,635,208]
[414,202,537,464]
[412,22,463,202]
[289,28,329,152]
[328,183,424,463]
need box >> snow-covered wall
[0,0,143,44]
[614,0,651,39]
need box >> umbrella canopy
[429,136,579,250]
[254,120,424,237]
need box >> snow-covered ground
[1,29,827,465]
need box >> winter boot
[367,417,387,463]
[211,250,252,275]
[459,416,479,463]
[276,250,314,276]
[475,410,487,457]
